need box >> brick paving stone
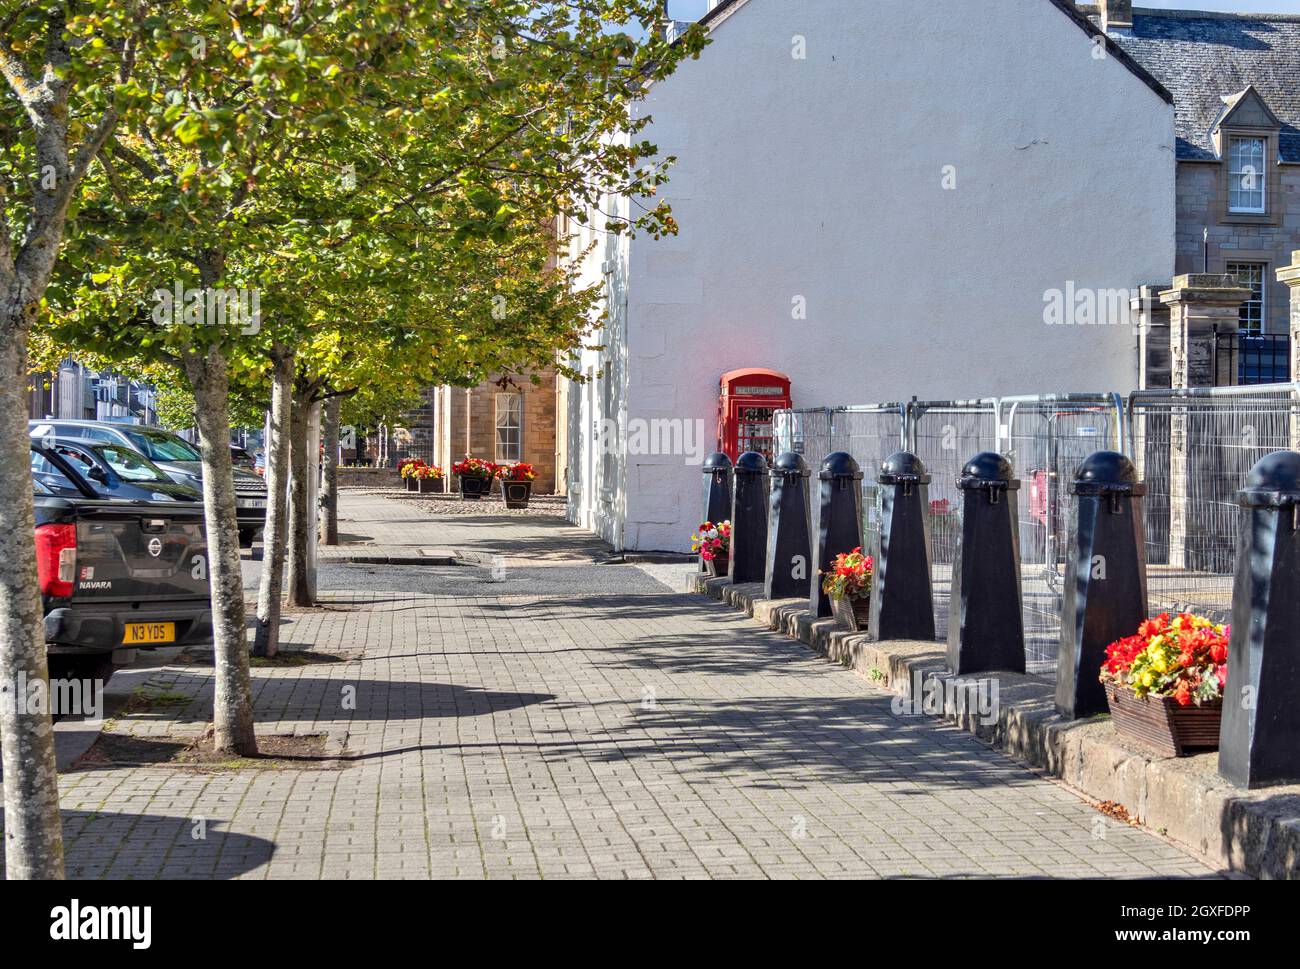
[21,492,1225,879]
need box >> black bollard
[1055,452,1149,719]
[1219,451,1300,789]
[813,452,864,618]
[765,452,812,600]
[948,452,1025,674]
[700,452,733,573]
[868,452,936,642]
[730,452,769,584]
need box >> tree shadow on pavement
[554,691,1059,793]
[478,593,747,623]
[100,672,556,728]
[0,809,275,880]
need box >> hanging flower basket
[1100,612,1229,757]
[499,463,536,508]
[821,547,874,632]
[831,594,872,633]
[1104,683,1222,758]
[692,521,732,577]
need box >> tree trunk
[182,346,257,756]
[321,396,340,546]
[0,299,65,880]
[253,347,293,658]
[285,389,313,607]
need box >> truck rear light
[35,523,77,598]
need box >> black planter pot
[502,479,532,509]
[405,477,418,492]
[417,477,444,494]
[459,475,494,500]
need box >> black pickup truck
[33,443,213,683]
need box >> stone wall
[434,370,558,493]
[1175,161,1300,335]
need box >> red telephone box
[717,369,792,463]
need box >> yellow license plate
[122,622,175,645]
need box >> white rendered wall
[577,0,1176,551]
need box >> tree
[3,0,700,879]
[0,0,160,880]
[43,2,428,752]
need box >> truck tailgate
[68,502,210,602]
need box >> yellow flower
[1140,672,1154,687]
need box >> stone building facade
[1083,2,1300,371]
[429,369,559,493]
[563,0,1177,551]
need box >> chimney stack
[1099,0,1134,35]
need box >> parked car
[231,443,257,471]
[31,443,213,685]
[30,420,268,546]
[31,438,204,504]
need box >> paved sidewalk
[17,491,1216,879]
[320,493,608,565]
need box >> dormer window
[1228,137,1267,213]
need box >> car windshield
[126,429,201,462]
[30,451,85,496]
[97,445,172,483]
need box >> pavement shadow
[0,809,274,880]
[110,670,555,727]
[479,593,745,623]
[567,691,1052,792]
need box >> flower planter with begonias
[399,459,425,491]
[821,547,874,632]
[499,462,536,509]
[453,457,498,500]
[413,464,445,494]
[1099,612,1229,757]
[692,521,732,578]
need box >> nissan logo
[147,537,163,558]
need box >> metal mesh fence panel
[776,383,1300,675]
[908,401,998,643]
[999,395,1124,669]
[1128,385,1300,625]
[775,406,904,570]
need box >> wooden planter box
[417,477,444,494]
[501,480,532,509]
[831,594,871,633]
[704,553,730,578]
[459,475,493,500]
[1105,682,1222,757]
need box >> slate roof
[1081,6,1300,162]
[695,1,1172,102]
